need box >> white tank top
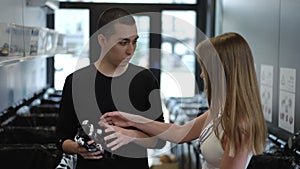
[199,121,252,169]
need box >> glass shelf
[0,55,54,67]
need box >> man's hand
[76,140,104,160]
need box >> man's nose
[126,43,135,54]
[200,71,204,79]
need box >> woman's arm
[100,110,209,144]
[102,124,162,151]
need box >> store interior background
[0,0,300,168]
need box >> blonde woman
[100,32,267,169]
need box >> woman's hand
[101,122,136,151]
[100,111,135,128]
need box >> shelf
[0,56,22,66]
[0,55,54,67]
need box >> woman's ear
[98,34,106,46]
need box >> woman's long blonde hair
[196,32,267,156]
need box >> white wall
[215,0,300,139]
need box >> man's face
[104,22,139,67]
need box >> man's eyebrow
[118,36,139,41]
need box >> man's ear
[98,34,106,46]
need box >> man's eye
[119,41,128,46]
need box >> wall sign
[260,64,274,122]
[278,68,296,133]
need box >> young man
[56,8,165,169]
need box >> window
[130,16,150,68]
[54,9,89,90]
[58,0,196,4]
[161,10,196,97]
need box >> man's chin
[119,61,129,67]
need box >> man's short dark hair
[97,8,136,38]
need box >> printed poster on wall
[260,64,273,122]
[278,68,296,133]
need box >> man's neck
[94,59,128,77]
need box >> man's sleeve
[55,74,79,152]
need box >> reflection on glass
[130,16,150,68]
[161,10,196,97]
[54,9,89,90]
[58,0,196,4]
